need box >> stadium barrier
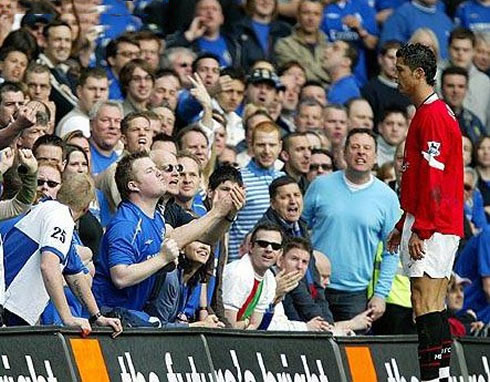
[0,327,488,381]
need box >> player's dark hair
[396,43,437,86]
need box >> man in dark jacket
[233,0,291,71]
[255,176,319,290]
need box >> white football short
[400,214,460,279]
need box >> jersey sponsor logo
[422,141,445,170]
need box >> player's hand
[306,317,332,332]
[367,296,386,321]
[95,316,123,338]
[408,232,425,260]
[64,316,92,335]
[386,228,401,253]
[160,238,180,266]
[17,148,38,174]
[0,147,15,174]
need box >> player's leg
[411,276,448,382]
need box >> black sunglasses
[162,164,184,173]
[255,240,282,251]
[464,184,473,191]
[37,179,60,188]
[310,163,333,171]
[220,161,240,169]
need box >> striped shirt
[227,160,284,262]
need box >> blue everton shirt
[322,0,378,86]
[455,0,490,33]
[93,201,167,311]
[197,36,233,67]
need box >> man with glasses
[105,34,141,101]
[120,60,155,116]
[307,148,334,182]
[162,47,196,90]
[223,222,284,329]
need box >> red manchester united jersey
[396,94,464,239]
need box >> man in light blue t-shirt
[303,128,400,324]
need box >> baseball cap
[21,13,55,28]
[247,68,282,89]
[452,272,471,286]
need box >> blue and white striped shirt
[227,160,284,262]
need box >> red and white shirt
[396,94,464,239]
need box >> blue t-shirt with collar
[93,201,167,311]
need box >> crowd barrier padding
[0,327,488,381]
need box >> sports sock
[416,311,443,381]
[439,310,452,382]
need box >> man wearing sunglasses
[307,148,335,182]
[223,222,284,329]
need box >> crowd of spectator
[0,0,488,336]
